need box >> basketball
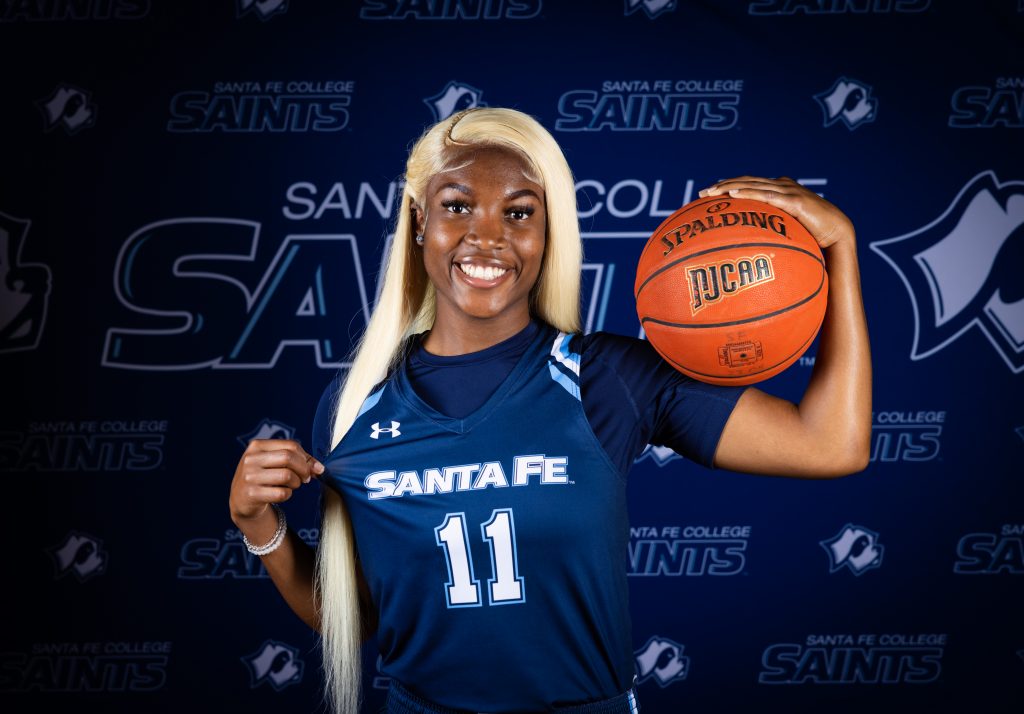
[634,196,828,385]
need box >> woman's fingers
[244,440,324,484]
[243,467,303,490]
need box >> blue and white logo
[37,83,96,134]
[634,636,689,687]
[241,639,304,691]
[237,0,288,20]
[870,171,1024,373]
[814,77,876,130]
[49,531,107,582]
[0,212,51,353]
[237,419,296,447]
[624,0,677,19]
[820,524,883,575]
[424,81,486,122]
[371,421,401,439]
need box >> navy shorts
[382,679,641,714]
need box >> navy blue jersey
[320,324,633,710]
[312,323,745,710]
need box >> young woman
[228,107,871,713]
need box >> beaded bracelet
[242,503,287,556]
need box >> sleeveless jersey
[320,323,634,712]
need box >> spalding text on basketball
[687,255,775,315]
[660,210,788,257]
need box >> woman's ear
[411,201,426,238]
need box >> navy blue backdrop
[3,1,1022,712]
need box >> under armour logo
[370,421,401,439]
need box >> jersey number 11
[435,509,526,608]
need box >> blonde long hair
[314,107,582,713]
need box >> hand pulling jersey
[321,324,634,711]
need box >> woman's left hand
[699,176,854,250]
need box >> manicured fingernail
[729,189,739,196]
[314,462,325,474]
[303,475,311,484]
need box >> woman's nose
[465,212,507,248]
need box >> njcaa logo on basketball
[359,0,541,19]
[0,641,171,692]
[168,80,353,133]
[871,410,944,462]
[628,525,749,576]
[949,78,1024,128]
[954,525,1024,575]
[556,79,742,132]
[688,255,774,315]
[759,633,945,684]
[179,528,319,579]
[0,420,166,472]
[748,0,929,14]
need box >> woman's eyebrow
[507,188,541,200]
[436,182,471,195]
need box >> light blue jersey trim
[548,363,581,400]
[356,385,386,418]
[551,331,580,376]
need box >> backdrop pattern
[2,1,1022,712]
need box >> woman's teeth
[458,263,508,281]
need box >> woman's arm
[229,439,324,631]
[703,177,872,478]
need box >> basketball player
[228,107,871,713]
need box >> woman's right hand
[228,439,325,524]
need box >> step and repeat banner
[3,1,1022,712]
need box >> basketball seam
[634,242,824,300]
[639,270,825,329]
[652,314,823,381]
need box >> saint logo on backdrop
[629,525,749,576]
[236,0,288,20]
[0,641,171,692]
[424,81,486,122]
[102,218,371,370]
[241,640,304,691]
[814,77,877,130]
[949,77,1024,128]
[359,0,542,19]
[0,0,151,21]
[48,531,107,582]
[748,0,930,14]
[168,80,353,132]
[634,636,689,687]
[557,79,743,132]
[624,0,677,19]
[760,634,945,684]
[820,524,883,575]
[871,410,944,462]
[870,171,1024,373]
[37,83,97,134]
[0,212,50,353]
[954,524,1023,575]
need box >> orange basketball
[634,196,828,385]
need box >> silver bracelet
[242,503,287,556]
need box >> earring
[415,234,424,245]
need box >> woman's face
[414,145,547,328]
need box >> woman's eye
[508,207,534,220]
[441,200,469,214]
